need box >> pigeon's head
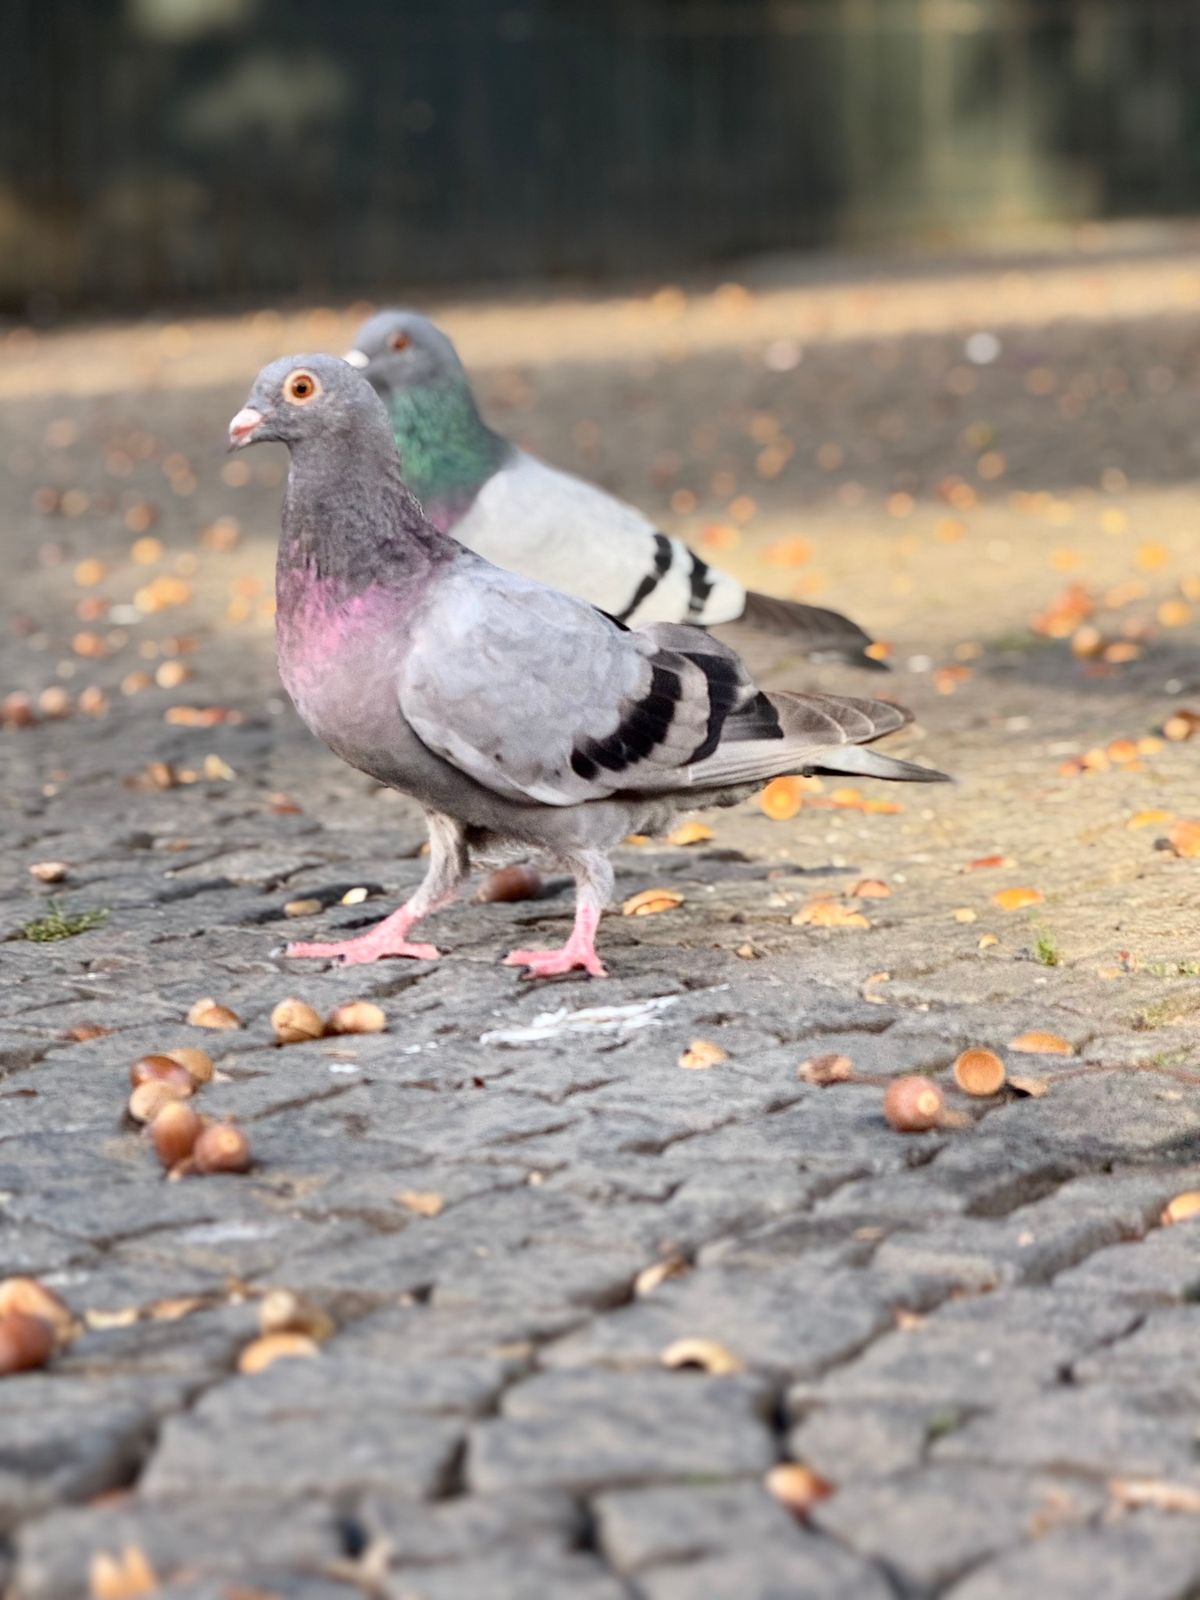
[228,354,393,454]
[344,310,466,397]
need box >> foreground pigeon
[346,310,886,669]
[229,355,948,977]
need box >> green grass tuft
[1032,927,1061,967]
[15,900,109,943]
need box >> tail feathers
[690,691,950,790]
[739,590,888,671]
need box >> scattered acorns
[272,996,387,1044]
[0,1277,76,1378]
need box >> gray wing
[398,571,757,807]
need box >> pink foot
[503,941,607,979]
[286,909,439,966]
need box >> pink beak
[227,406,264,449]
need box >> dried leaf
[1167,820,1200,859]
[966,853,1015,872]
[851,878,891,899]
[792,900,870,930]
[397,1189,445,1218]
[667,820,714,847]
[992,887,1045,911]
[1127,809,1174,830]
[1009,1030,1074,1055]
[622,887,683,917]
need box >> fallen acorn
[764,1462,834,1516]
[283,897,322,918]
[150,1101,204,1170]
[477,863,543,903]
[29,861,68,884]
[163,1046,214,1086]
[193,1123,252,1175]
[87,1545,159,1600]
[396,1188,445,1218]
[799,1053,854,1086]
[0,1278,75,1346]
[622,887,684,917]
[258,1288,335,1342]
[238,1331,319,1375]
[634,1257,688,1297]
[325,999,387,1036]
[0,1310,55,1376]
[992,886,1045,912]
[660,1336,745,1375]
[1161,1192,1200,1226]
[128,1079,192,1125]
[667,820,714,847]
[884,1075,945,1133]
[129,1055,195,1094]
[792,899,870,930]
[187,997,241,1030]
[953,1048,1006,1097]
[678,1039,728,1070]
[271,997,324,1045]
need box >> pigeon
[346,310,887,670]
[229,355,948,978]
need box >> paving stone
[357,1489,582,1568]
[389,1550,630,1600]
[944,1514,1200,1600]
[632,1537,895,1600]
[932,1388,1200,1482]
[13,1495,343,1600]
[542,1262,895,1378]
[594,1481,800,1574]
[786,1401,938,1480]
[1055,1219,1200,1303]
[811,1464,1102,1589]
[468,1370,775,1493]
[1073,1307,1200,1403]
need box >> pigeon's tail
[737,590,889,671]
[690,691,951,790]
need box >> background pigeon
[347,310,887,669]
[229,355,948,978]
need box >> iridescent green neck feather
[385,380,509,529]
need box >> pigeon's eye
[389,331,412,353]
[285,371,320,404]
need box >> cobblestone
[3,243,1200,1595]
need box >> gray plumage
[230,354,948,977]
[348,309,888,670]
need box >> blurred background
[6,0,1200,312]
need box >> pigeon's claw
[286,935,441,965]
[503,933,607,979]
[285,904,441,965]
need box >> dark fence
[3,0,1200,310]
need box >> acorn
[129,1055,195,1093]
[0,1278,74,1346]
[150,1101,204,1170]
[258,1288,335,1342]
[953,1048,1006,1097]
[186,997,241,1030]
[193,1123,252,1174]
[325,1000,386,1036]
[0,1311,55,1375]
[764,1463,834,1516]
[163,1046,214,1086]
[271,997,324,1045]
[237,1331,319,1375]
[128,1079,192,1124]
[883,1075,945,1133]
[660,1336,745,1375]
[477,864,543,903]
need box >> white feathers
[452,451,745,628]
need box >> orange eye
[285,371,320,404]
[389,331,412,353]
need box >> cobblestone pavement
[3,241,1200,1599]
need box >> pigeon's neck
[280,434,450,588]
[385,379,508,527]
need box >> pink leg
[504,902,607,979]
[286,811,466,966]
[286,902,440,966]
